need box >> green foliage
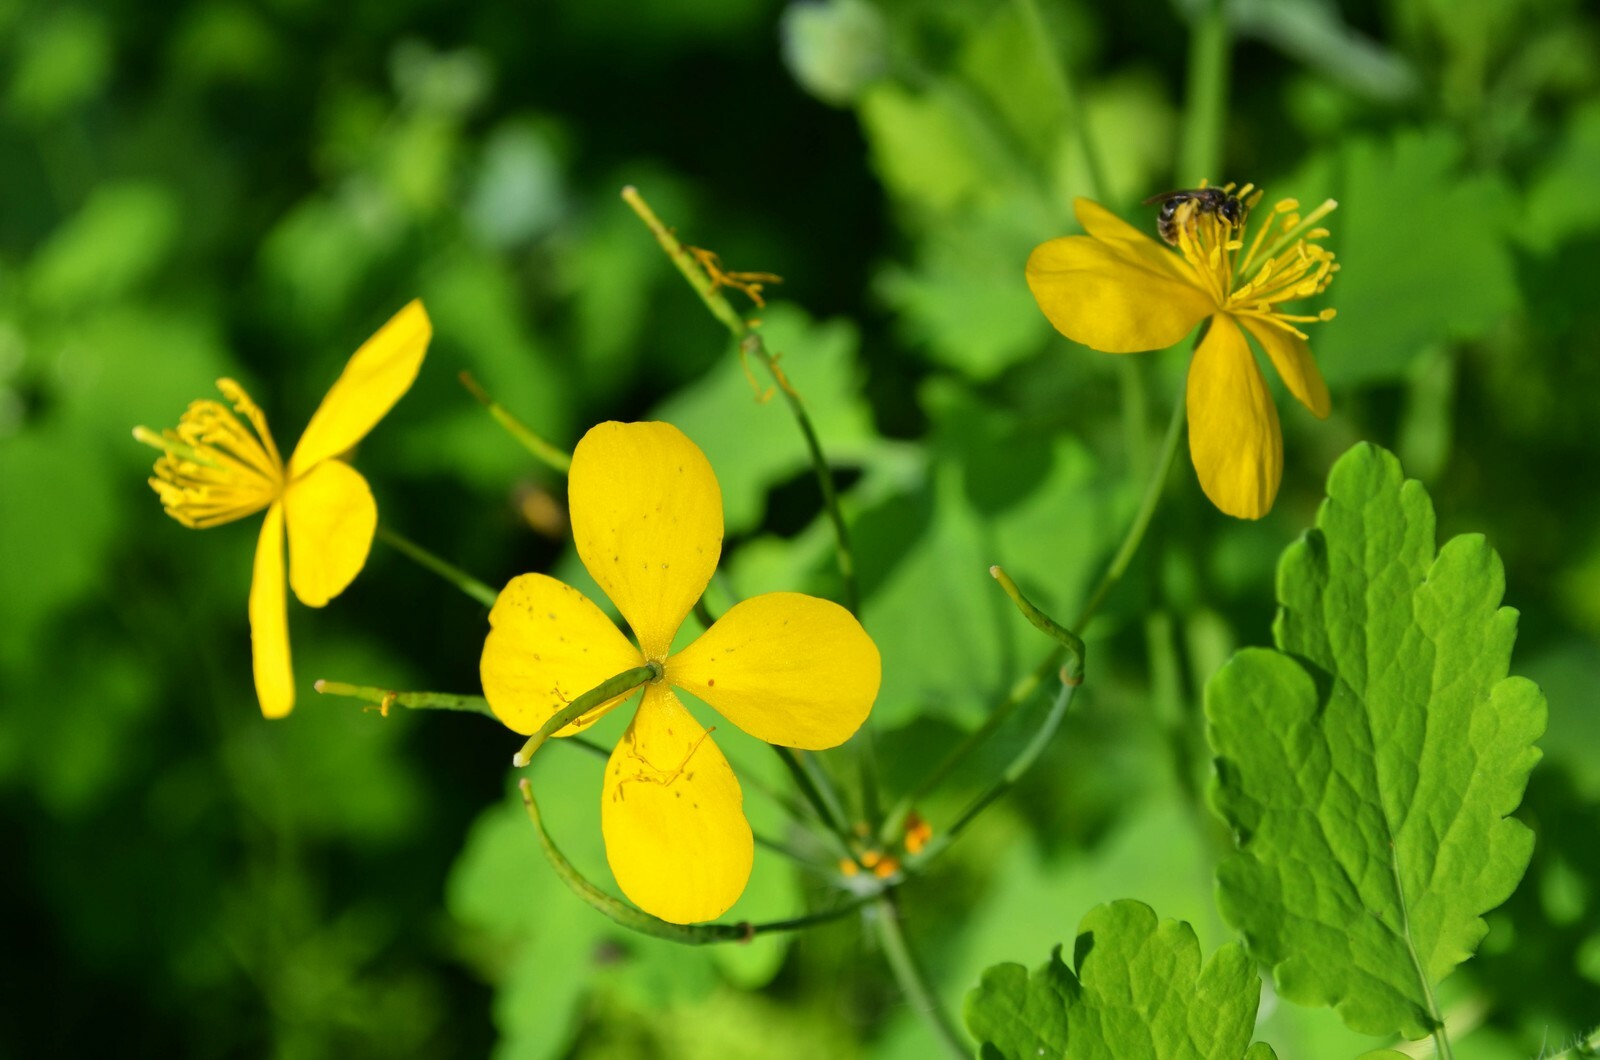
[3,0,1598,1056]
[1207,444,1547,1039]
[1282,129,1518,385]
[966,900,1276,1059]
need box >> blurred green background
[3,0,1598,1055]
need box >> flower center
[1173,184,1340,341]
[134,378,285,528]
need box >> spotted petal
[284,459,377,608]
[287,300,430,477]
[249,502,295,718]
[1027,227,1214,353]
[1186,316,1283,520]
[668,592,879,750]
[481,573,645,736]
[569,422,722,661]
[601,684,752,924]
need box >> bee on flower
[134,301,431,718]
[1026,182,1338,519]
[480,421,881,924]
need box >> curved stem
[1179,0,1231,183]
[621,186,858,613]
[375,525,498,608]
[774,746,855,860]
[511,664,660,767]
[520,778,875,944]
[873,894,970,1059]
[880,383,1187,842]
[458,371,572,474]
[741,334,860,613]
[1072,382,1188,630]
[911,676,1080,867]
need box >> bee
[1142,186,1246,246]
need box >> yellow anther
[904,811,933,856]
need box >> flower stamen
[134,379,284,529]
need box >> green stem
[520,779,873,944]
[879,385,1186,843]
[511,664,660,767]
[1013,0,1109,200]
[621,186,859,613]
[1072,382,1188,629]
[312,681,496,718]
[873,895,970,1059]
[989,565,1086,679]
[375,525,498,608]
[621,185,750,337]
[910,677,1080,866]
[741,335,860,613]
[1179,0,1231,183]
[774,747,854,860]
[880,647,1062,843]
[458,371,572,474]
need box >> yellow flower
[1026,187,1338,519]
[480,421,881,924]
[135,301,431,718]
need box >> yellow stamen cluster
[134,379,283,529]
[1174,184,1340,342]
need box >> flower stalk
[375,525,499,608]
[622,185,860,615]
[519,779,877,943]
[458,370,573,474]
[313,681,497,718]
[511,662,662,768]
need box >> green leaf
[855,382,1125,728]
[1279,128,1517,385]
[968,951,1071,1059]
[1524,100,1600,252]
[857,82,992,215]
[650,303,883,535]
[1207,442,1546,1039]
[28,183,179,311]
[965,900,1277,1059]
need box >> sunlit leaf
[1207,443,1546,1038]
[966,900,1278,1059]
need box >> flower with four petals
[480,421,881,924]
[1026,187,1338,519]
[135,301,431,717]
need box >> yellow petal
[601,684,752,924]
[249,502,295,718]
[283,459,376,608]
[569,421,722,660]
[1073,198,1197,283]
[668,592,880,750]
[1026,233,1214,354]
[1237,314,1332,419]
[287,300,431,477]
[1186,316,1283,520]
[481,573,645,736]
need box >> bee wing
[1141,189,1198,206]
